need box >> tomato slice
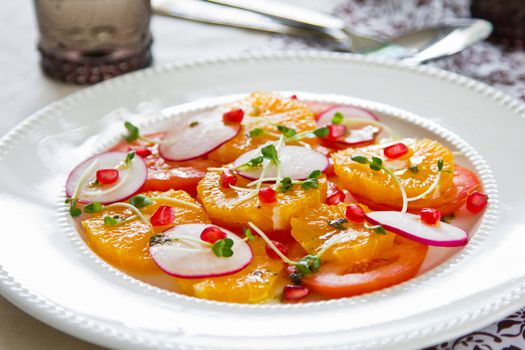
[352,165,480,215]
[300,236,428,298]
[110,133,218,196]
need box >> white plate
[0,52,524,350]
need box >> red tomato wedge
[352,165,480,215]
[110,133,218,195]
[299,236,427,298]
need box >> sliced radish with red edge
[150,224,253,279]
[366,211,468,247]
[234,145,328,180]
[159,110,241,161]
[66,151,147,204]
[317,105,380,125]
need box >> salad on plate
[65,92,488,303]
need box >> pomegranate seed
[326,124,347,141]
[290,95,298,100]
[466,191,488,214]
[324,160,336,177]
[325,182,345,205]
[265,241,289,260]
[150,205,175,226]
[96,169,119,185]
[420,208,441,225]
[200,226,227,243]
[258,187,277,204]
[345,204,366,223]
[283,285,310,302]
[135,148,152,157]
[383,142,409,159]
[220,169,238,188]
[223,108,244,123]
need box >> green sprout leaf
[374,225,386,234]
[212,238,234,257]
[295,255,321,275]
[308,170,322,179]
[69,199,82,218]
[129,195,153,209]
[124,121,140,143]
[243,228,255,241]
[328,218,348,231]
[313,126,329,138]
[276,125,297,138]
[331,112,344,125]
[369,163,382,171]
[249,128,264,137]
[408,165,419,174]
[261,144,279,164]
[84,202,104,213]
[351,155,369,164]
[437,159,444,171]
[277,176,293,193]
[189,121,199,128]
[103,216,120,226]
[300,178,318,190]
[125,151,135,166]
[371,156,383,166]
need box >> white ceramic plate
[0,52,524,350]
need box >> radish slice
[159,110,241,161]
[366,211,468,247]
[317,105,380,126]
[150,224,253,279]
[233,145,329,180]
[66,152,147,204]
[333,123,381,147]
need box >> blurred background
[0,1,524,349]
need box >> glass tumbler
[33,0,153,84]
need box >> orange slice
[175,238,284,303]
[332,138,455,211]
[291,203,395,263]
[197,170,327,234]
[81,190,209,273]
[208,92,317,164]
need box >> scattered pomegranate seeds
[420,208,441,225]
[150,205,175,226]
[325,182,345,205]
[258,187,277,204]
[135,148,152,157]
[383,142,409,159]
[96,169,119,185]
[466,191,488,214]
[283,285,310,302]
[222,108,244,123]
[345,204,366,223]
[326,124,347,141]
[220,169,238,188]
[200,226,227,243]
[265,240,289,260]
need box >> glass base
[39,40,153,84]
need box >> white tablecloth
[1,1,524,349]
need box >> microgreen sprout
[261,144,279,165]
[276,125,297,138]
[243,228,255,241]
[313,126,329,138]
[408,165,419,174]
[328,218,348,231]
[103,215,121,226]
[124,151,135,166]
[276,177,293,193]
[68,199,82,218]
[331,112,344,125]
[124,121,140,142]
[189,121,199,128]
[211,238,234,257]
[129,194,153,209]
[364,223,386,234]
[84,202,104,213]
[249,128,264,137]
[351,155,408,213]
[300,170,322,190]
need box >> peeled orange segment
[150,224,253,278]
[175,238,284,303]
[81,190,209,273]
[197,170,327,233]
[208,92,317,164]
[234,145,329,180]
[332,138,455,211]
[66,151,147,204]
[291,203,395,263]
[159,110,240,161]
